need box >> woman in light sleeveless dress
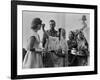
[23,18,43,68]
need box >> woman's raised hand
[42,23,45,31]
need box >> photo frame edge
[11,0,98,79]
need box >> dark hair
[68,31,75,40]
[58,28,66,39]
[49,20,55,23]
[58,28,62,33]
[31,18,42,30]
[58,28,62,40]
[69,31,74,36]
[77,31,85,40]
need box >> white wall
[23,11,89,48]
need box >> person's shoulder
[53,29,57,32]
[46,30,51,34]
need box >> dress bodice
[33,31,40,49]
[26,31,40,50]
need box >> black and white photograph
[22,11,90,68]
[11,1,97,79]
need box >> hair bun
[31,18,42,30]
[32,18,42,25]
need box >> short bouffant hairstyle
[49,20,55,24]
[31,18,42,30]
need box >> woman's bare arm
[27,36,35,51]
[42,24,49,38]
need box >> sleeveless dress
[23,31,43,68]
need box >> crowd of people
[22,16,89,68]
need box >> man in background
[42,20,58,67]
